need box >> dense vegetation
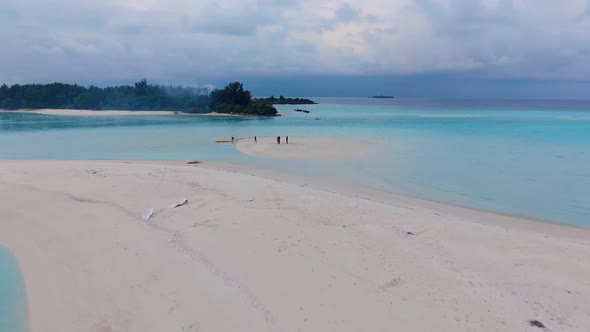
[0,80,210,112]
[0,80,280,116]
[258,96,317,104]
[210,82,278,116]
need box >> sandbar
[0,160,589,331]
[235,136,371,159]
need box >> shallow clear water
[1,98,589,227]
[0,247,29,332]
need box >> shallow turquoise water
[1,98,589,227]
[0,247,29,332]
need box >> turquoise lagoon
[0,247,29,332]
[0,98,589,227]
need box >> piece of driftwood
[170,199,189,208]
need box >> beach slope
[0,161,589,332]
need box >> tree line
[0,80,286,116]
[259,96,316,105]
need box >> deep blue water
[1,98,589,227]
[0,247,29,332]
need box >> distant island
[370,95,395,99]
[258,96,317,105]
[0,80,279,116]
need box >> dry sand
[0,109,231,116]
[0,160,589,332]
[235,137,371,159]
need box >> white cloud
[0,0,589,83]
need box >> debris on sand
[170,199,189,208]
[142,208,154,221]
[528,319,546,329]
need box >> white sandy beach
[235,136,371,159]
[0,109,231,116]
[0,160,589,332]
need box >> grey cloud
[335,3,360,22]
[186,19,259,36]
[3,1,112,29]
[317,2,377,31]
[183,2,284,36]
[383,0,590,79]
[362,27,397,44]
[414,0,517,34]
[110,23,149,35]
[578,3,590,20]
[0,3,22,20]
[294,42,317,53]
[257,0,299,8]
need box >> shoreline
[200,160,590,240]
[1,160,589,331]
[3,159,588,238]
[213,146,590,236]
[0,109,234,116]
[2,159,588,238]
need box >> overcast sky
[1,0,590,97]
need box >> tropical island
[370,95,395,99]
[0,80,283,116]
[257,96,317,105]
[209,82,278,116]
